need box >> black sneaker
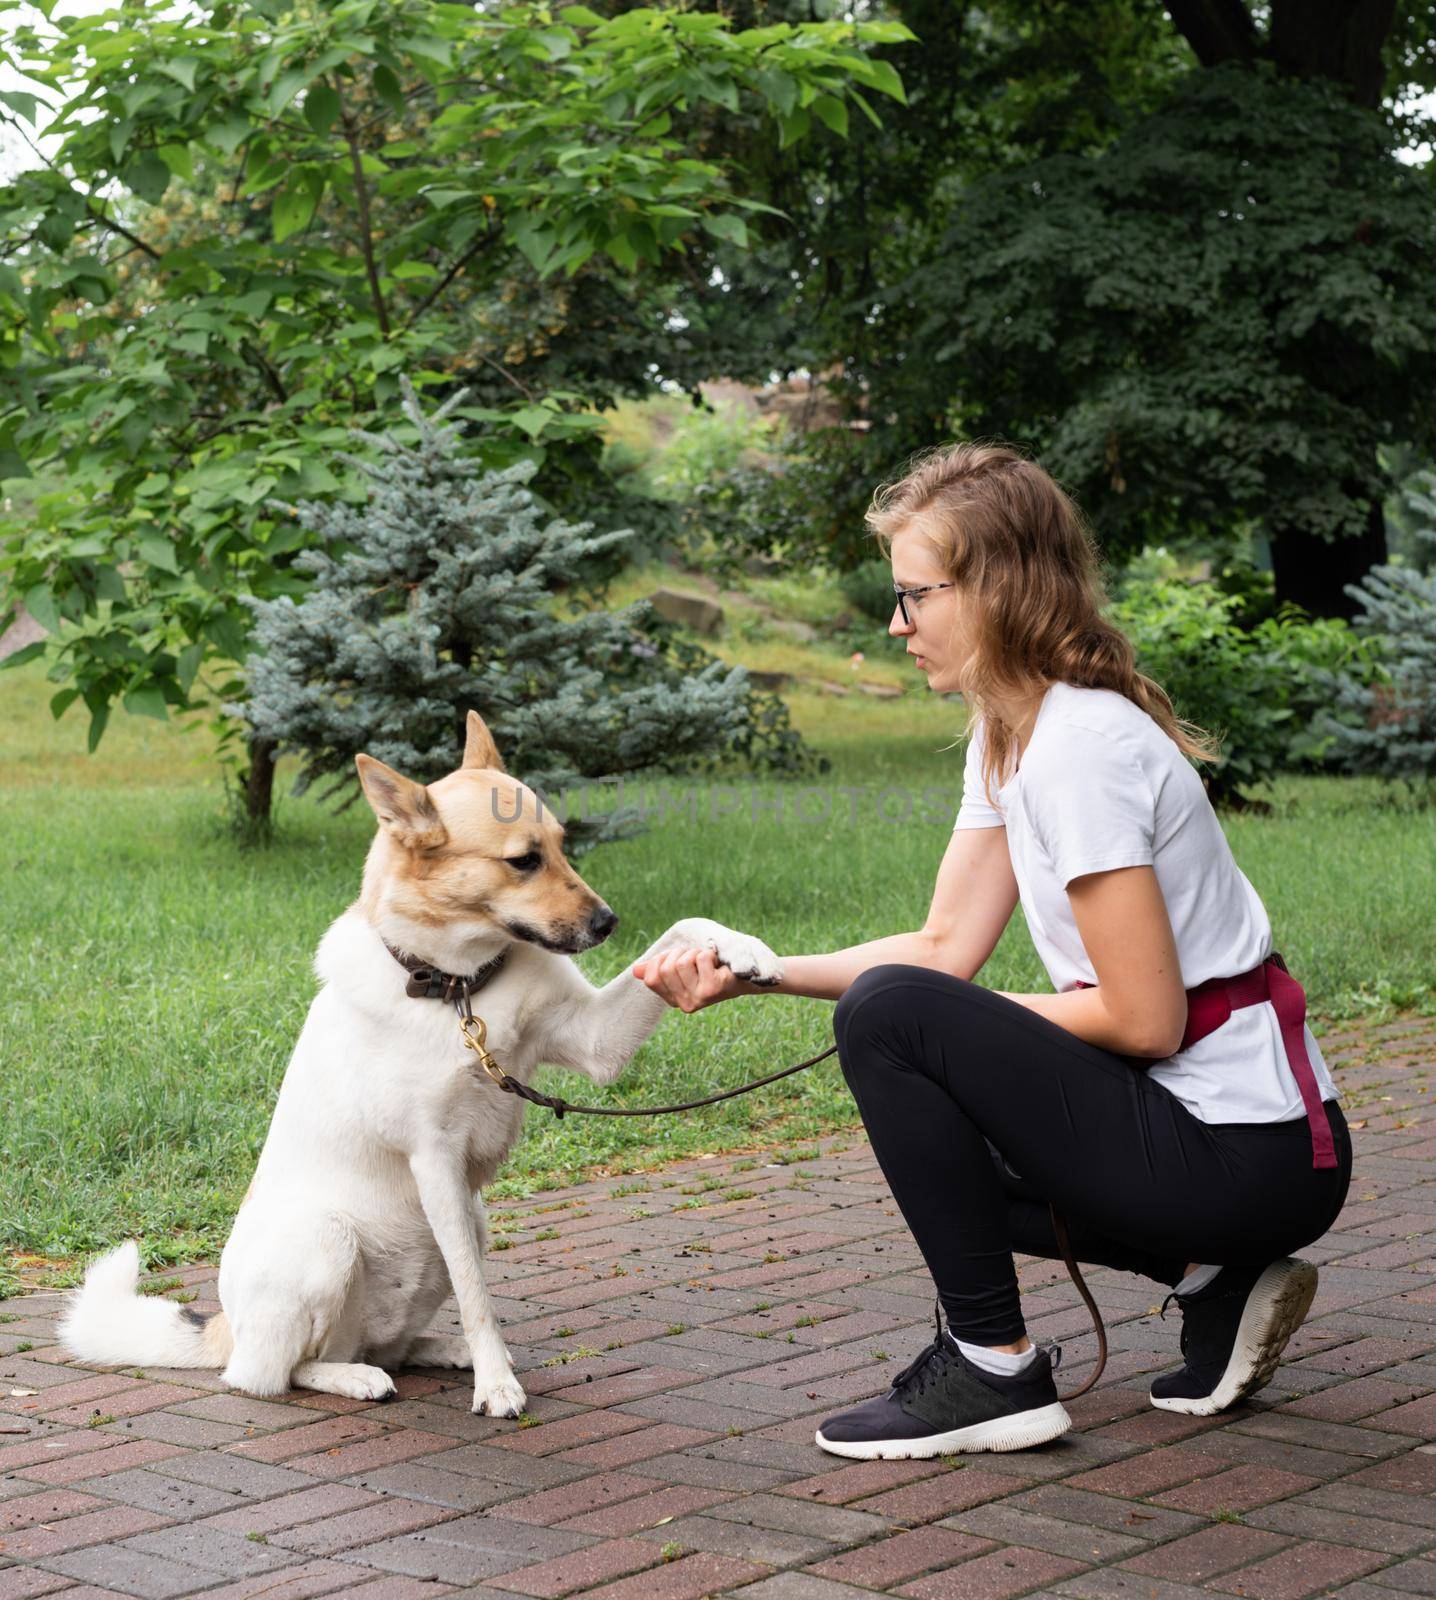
[815,1313,1071,1460]
[1149,1258,1318,1416]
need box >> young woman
[631,443,1352,1459]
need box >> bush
[839,559,897,623]
[1109,580,1378,806]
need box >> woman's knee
[833,963,976,1054]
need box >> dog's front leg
[539,917,783,1086]
[408,1147,524,1417]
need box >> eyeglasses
[891,580,955,627]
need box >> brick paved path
[2,1018,1432,1600]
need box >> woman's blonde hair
[866,441,1219,797]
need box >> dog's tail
[59,1241,233,1370]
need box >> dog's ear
[355,754,448,851]
[461,709,505,773]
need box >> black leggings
[833,964,1353,1346]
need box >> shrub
[839,559,897,623]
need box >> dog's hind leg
[220,1207,366,1399]
[290,1360,397,1401]
[402,1336,472,1369]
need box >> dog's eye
[506,851,542,871]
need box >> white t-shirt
[953,681,1338,1125]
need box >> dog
[61,710,783,1417]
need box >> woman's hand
[631,947,757,1013]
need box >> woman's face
[888,524,969,695]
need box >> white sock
[956,1337,1038,1375]
[1175,1263,1221,1296]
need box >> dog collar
[385,943,509,1002]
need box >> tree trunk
[1269,499,1387,619]
[243,737,277,832]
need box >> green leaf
[125,151,171,204]
[273,174,323,243]
[702,212,749,248]
[49,687,80,717]
[304,84,342,135]
[123,684,169,721]
[0,641,46,671]
[176,642,204,695]
[157,142,193,179]
[137,533,181,574]
[86,703,110,753]
[560,5,605,23]
[508,405,554,439]
[267,66,309,117]
[372,65,406,116]
[812,96,848,138]
[23,583,59,635]
[0,89,42,123]
[158,57,197,91]
[209,114,251,156]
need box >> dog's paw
[328,1364,398,1402]
[706,925,784,988]
[472,1370,527,1419]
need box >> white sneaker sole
[815,1400,1071,1460]
[1151,1257,1318,1416]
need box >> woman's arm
[632,824,1019,1011]
[995,864,1188,1058]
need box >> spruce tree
[1318,474,1436,789]
[240,380,806,844]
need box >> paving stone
[1149,1464,1320,1514]
[941,1500,1148,1563]
[1242,1497,1436,1556]
[579,1551,767,1600]
[775,1458,943,1506]
[1348,1451,1436,1496]
[1117,1523,1292,1582]
[150,1557,365,1598]
[37,1541,217,1598]
[0,1570,73,1600]
[894,1544,1087,1599]
[496,1536,666,1597]
[343,1512,590,1585]
[272,1494,461,1556]
[1050,1574,1220,1600]
[288,1427,459,1478]
[807,1526,995,1588]
[1008,1483,1206,1543]
[559,1483,730,1535]
[850,1466,1025,1523]
[347,1462,521,1511]
[21,1435,189,1486]
[0,1485,107,1529]
[0,1500,172,1559]
[726,1576,882,1600]
[1349,1557,1436,1595]
[123,1520,300,1576]
[704,1491,890,1548]
[1297,1480,1436,1531]
[632,1511,834,1566]
[203,1481,379,1534]
[83,1463,247,1519]
[1205,1538,1389,1598]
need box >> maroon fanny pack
[1077,952,1337,1171]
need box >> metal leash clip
[457,1012,515,1093]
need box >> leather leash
[397,946,1109,1400]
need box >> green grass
[2,649,1433,1294]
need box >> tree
[0,0,909,822]
[920,64,1436,610]
[240,379,806,844]
[659,1,1436,613]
